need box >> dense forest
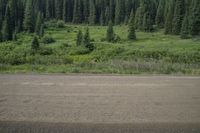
[0,0,199,42]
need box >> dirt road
[0,74,200,132]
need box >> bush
[38,47,53,55]
[42,35,55,44]
[57,20,65,28]
[63,56,74,64]
[69,46,91,55]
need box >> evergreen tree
[23,0,34,33]
[0,31,2,42]
[35,12,43,36]
[89,0,96,25]
[164,0,175,34]
[39,24,44,38]
[31,36,40,51]
[105,6,110,25]
[172,0,185,35]
[63,0,67,22]
[156,0,165,28]
[190,0,200,36]
[73,0,82,23]
[128,10,136,40]
[100,10,105,26]
[106,21,115,42]
[115,0,125,25]
[9,0,18,32]
[83,27,93,51]
[55,0,63,20]
[180,12,190,39]
[2,4,12,41]
[46,0,51,20]
[109,0,115,23]
[83,0,89,23]
[76,29,83,46]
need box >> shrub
[56,20,65,28]
[38,47,53,55]
[63,56,74,64]
[42,35,55,44]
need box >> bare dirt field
[0,74,200,133]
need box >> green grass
[0,22,200,75]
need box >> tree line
[0,0,199,42]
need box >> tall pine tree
[23,0,34,33]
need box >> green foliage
[128,10,136,40]
[89,0,96,25]
[42,35,55,44]
[172,0,185,35]
[57,20,65,28]
[2,4,12,41]
[23,0,34,33]
[76,30,83,46]
[181,12,190,39]
[31,36,40,51]
[83,27,94,51]
[35,12,44,36]
[190,0,200,36]
[106,21,115,42]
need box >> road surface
[0,74,200,132]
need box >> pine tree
[115,0,125,25]
[164,0,175,34]
[32,36,40,51]
[73,0,82,23]
[109,0,115,23]
[39,24,44,38]
[100,10,105,26]
[190,0,200,36]
[83,27,93,51]
[63,0,68,22]
[0,31,2,42]
[89,0,96,25]
[76,29,83,46]
[105,7,110,25]
[55,0,63,20]
[106,21,115,42]
[83,0,89,23]
[172,0,185,35]
[2,4,12,41]
[128,10,136,40]
[35,12,43,36]
[46,0,51,20]
[23,0,34,33]
[9,0,18,32]
[156,0,165,28]
[180,12,190,39]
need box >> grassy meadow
[0,21,200,75]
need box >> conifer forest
[0,0,200,74]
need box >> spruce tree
[164,0,175,34]
[23,0,34,33]
[35,12,43,36]
[109,0,115,23]
[115,0,125,25]
[105,7,110,25]
[83,0,90,23]
[128,10,136,40]
[83,27,93,51]
[2,4,12,41]
[156,0,165,28]
[106,21,115,42]
[32,36,40,51]
[100,10,105,26]
[172,0,185,35]
[46,0,51,20]
[0,31,2,42]
[180,12,190,39]
[39,24,44,38]
[190,0,200,36]
[73,0,82,23]
[63,0,68,22]
[89,0,96,25]
[76,30,83,46]
[55,0,63,20]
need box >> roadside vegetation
[0,0,199,75]
[0,21,199,75]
